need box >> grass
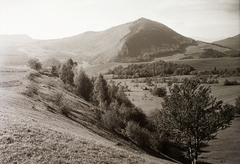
[173,57,240,71]
[0,121,160,164]
[0,69,174,164]
[199,116,240,164]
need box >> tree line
[107,60,195,78]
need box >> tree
[156,79,234,164]
[74,68,93,101]
[152,87,167,97]
[27,58,42,71]
[59,59,74,85]
[235,96,240,114]
[51,65,59,77]
[93,74,109,108]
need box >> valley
[0,17,239,164]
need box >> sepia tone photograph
[0,0,239,163]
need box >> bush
[102,110,121,131]
[54,92,64,106]
[224,79,240,85]
[25,82,38,97]
[60,105,71,117]
[125,121,150,147]
[118,106,147,127]
[152,87,167,97]
[27,72,42,81]
[93,108,102,121]
[28,58,42,71]
[51,66,59,77]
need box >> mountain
[37,18,195,64]
[0,69,174,163]
[213,34,240,51]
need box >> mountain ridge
[213,34,240,51]
[36,18,195,63]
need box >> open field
[110,76,240,115]
[109,75,240,164]
[174,57,240,71]
[85,57,240,76]
[199,115,240,164]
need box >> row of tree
[107,60,195,78]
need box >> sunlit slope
[0,69,174,164]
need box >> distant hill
[199,49,227,58]
[37,18,195,64]
[213,34,240,51]
[0,34,33,46]
[2,18,237,65]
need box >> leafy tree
[152,87,167,97]
[74,68,93,101]
[101,109,121,131]
[27,58,42,71]
[125,121,150,147]
[156,79,234,164]
[51,65,59,77]
[93,74,109,108]
[59,59,74,85]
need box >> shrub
[25,82,38,97]
[51,66,59,77]
[93,108,102,121]
[102,110,121,131]
[27,72,42,81]
[28,58,42,71]
[125,121,150,147]
[60,105,71,117]
[118,106,147,127]
[224,79,239,85]
[54,92,64,106]
[152,87,167,97]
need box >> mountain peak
[34,18,195,64]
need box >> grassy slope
[0,69,174,164]
[199,116,240,164]
[173,57,240,71]
[213,34,240,51]
[184,41,232,56]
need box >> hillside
[0,68,174,163]
[213,34,240,51]
[0,34,33,46]
[37,18,195,63]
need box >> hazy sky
[0,0,239,42]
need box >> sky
[0,0,239,42]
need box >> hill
[0,68,174,163]
[0,34,33,46]
[213,34,240,51]
[37,18,195,64]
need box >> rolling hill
[213,34,240,51]
[37,18,195,63]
